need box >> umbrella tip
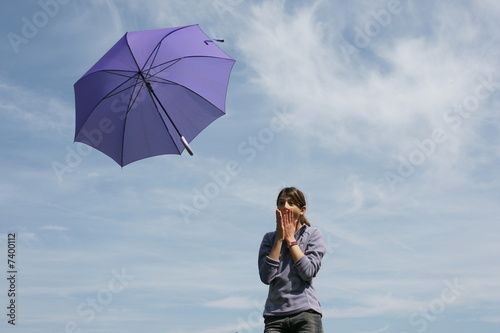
[181,136,194,156]
[204,39,225,45]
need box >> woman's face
[277,195,306,221]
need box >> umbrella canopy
[74,24,235,166]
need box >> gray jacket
[258,224,326,317]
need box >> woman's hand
[268,209,286,261]
[281,208,297,243]
[275,209,284,241]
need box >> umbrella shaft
[139,72,193,154]
[139,72,183,139]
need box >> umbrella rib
[143,58,180,79]
[104,77,140,100]
[103,69,140,79]
[119,76,149,166]
[124,79,146,118]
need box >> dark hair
[276,187,311,226]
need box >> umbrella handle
[181,136,194,156]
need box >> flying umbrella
[74,24,235,166]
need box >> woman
[258,187,327,333]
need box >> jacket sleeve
[293,228,326,281]
[258,232,279,285]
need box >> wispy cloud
[202,295,260,310]
[39,225,69,231]
[0,81,71,134]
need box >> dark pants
[264,310,324,333]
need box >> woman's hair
[276,187,311,226]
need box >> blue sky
[1,0,499,332]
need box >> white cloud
[323,292,418,318]
[39,225,69,231]
[239,0,499,164]
[202,295,260,310]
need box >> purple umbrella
[74,24,235,166]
